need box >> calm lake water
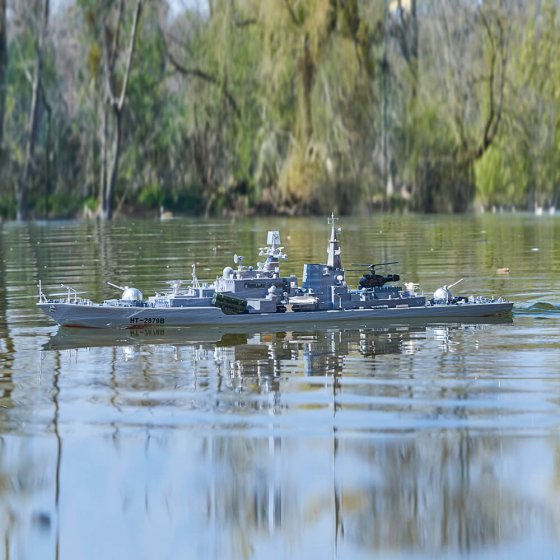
[1,213,560,559]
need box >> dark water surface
[1,214,560,559]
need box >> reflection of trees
[35,317,560,555]
[192,429,560,557]
[188,431,560,558]
[338,432,556,554]
[201,435,287,559]
[0,224,15,410]
[0,435,58,557]
[171,324,560,556]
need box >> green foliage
[2,0,560,219]
[87,41,101,78]
[405,105,474,212]
[137,183,164,208]
[0,187,13,217]
[4,30,35,167]
[474,0,560,209]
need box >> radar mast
[326,213,342,269]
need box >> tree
[98,0,143,220]
[162,0,261,216]
[476,0,560,210]
[17,0,49,221]
[0,0,7,156]
[402,0,509,212]
[0,0,551,218]
[256,0,383,213]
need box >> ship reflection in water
[31,317,560,558]
[44,316,511,371]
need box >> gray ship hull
[38,300,514,329]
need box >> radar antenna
[326,213,342,269]
[192,263,200,287]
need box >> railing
[38,281,83,304]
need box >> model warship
[37,215,513,329]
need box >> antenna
[328,213,338,227]
[192,263,200,287]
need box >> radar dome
[433,286,451,303]
[223,266,234,279]
[121,287,143,301]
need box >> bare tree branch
[17,0,49,221]
[99,0,144,220]
[117,0,142,110]
[234,16,257,27]
[164,35,241,117]
[283,0,300,26]
[108,0,124,73]
[472,7,507,161]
